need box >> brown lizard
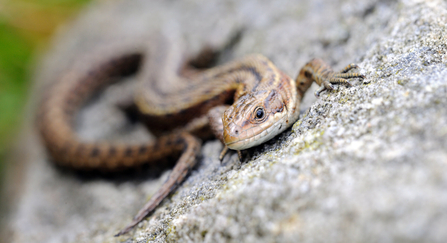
[37,38,364,236]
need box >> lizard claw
[313,62,364,97]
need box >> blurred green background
[0,0,94,186]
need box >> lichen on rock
[3,0,447,242]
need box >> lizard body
[37,39,364,236]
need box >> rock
[2,0,447,242]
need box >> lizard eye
[255,107,265,120]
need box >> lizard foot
[314,62,365,97]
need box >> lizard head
[222,89,291,150]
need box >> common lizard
[37,37,365,236]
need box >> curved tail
[36,51,173,170]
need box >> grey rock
[2,0,447,242]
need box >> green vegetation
[0,0,92,189]
[0,20,33,156]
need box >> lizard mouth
[224,115,287,150]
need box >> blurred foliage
[0,0,93,181]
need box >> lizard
[37,37,365,236]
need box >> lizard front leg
[295,58,365,98]
[207,105,232,161]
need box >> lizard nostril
[235,130,239,135]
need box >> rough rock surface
[2,0,447,242]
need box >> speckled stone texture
[2,0,447,242]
